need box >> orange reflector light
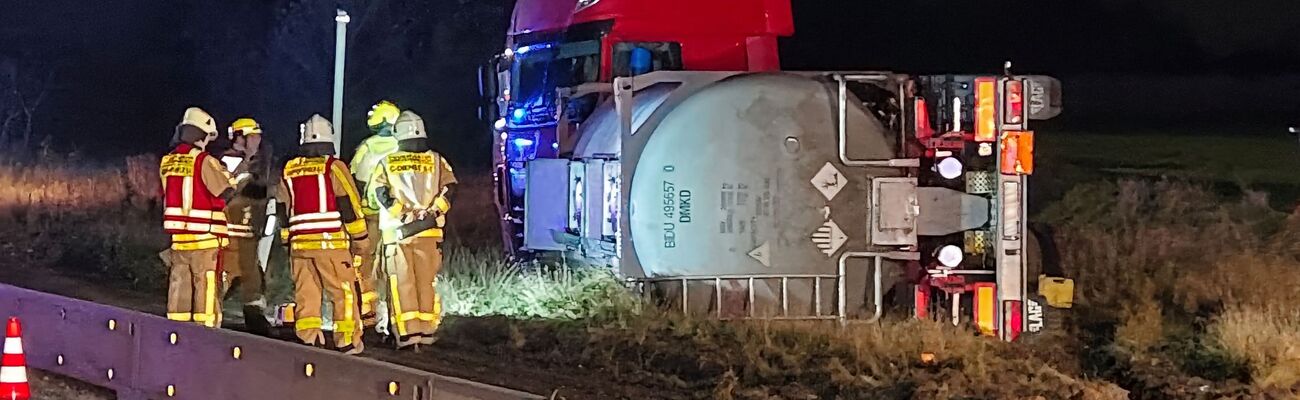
[973,283,996,336]
[914,97,934,141]
[914,285,929,320]
[974,78,997,142]
[999,131,1035,175]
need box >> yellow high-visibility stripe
[335,321,356,336]
[295,317,322,331]
[397,311,421,322]
[330,162,367,223]
[288,240,351,251]
[433,196,450,213]
[203,271,217,327]
[341,283,355,333]
[171,233,221,242]
[344,219,367,237]
[167,313,192,322]
[171,238,224,251]
[361,292,378,303]
[388,275,407,336]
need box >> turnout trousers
[166,248,223,328]
[222,238,266,306]
[357,214,381,325]
[290,248,364,353]
[383,237,443,342]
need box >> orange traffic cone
[1,317,29,400]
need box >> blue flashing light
[515,43,553,55]
[511,108,526,122]
[512,138,535,148]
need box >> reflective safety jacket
[350,135,399,216]
[369,150,457,243]
[278,156,368,251]
[160,144,233,250]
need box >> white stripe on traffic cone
[1,317,30,400]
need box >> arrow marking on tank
[811,162,847,201]
[748,241,771,267]
[811,220,847,257]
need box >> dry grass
[11,153,1300,397]
[1211,307,1300,391]
[1043,180,1281,321]
[1044,178,1300,396]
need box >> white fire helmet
[392,110,427,141]
[298,114,335,145]
[180,107,219,137]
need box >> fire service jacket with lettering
[277,156,368,251]
[160,144,231,251]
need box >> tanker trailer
[514,69,1067,340]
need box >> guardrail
[0,284,542,400]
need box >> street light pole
[332,10,350,154]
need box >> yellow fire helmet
[228,117,263,137]
[366,100,400,129]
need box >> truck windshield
[509,40,601,123]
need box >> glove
[233,172,253,186]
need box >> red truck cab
[482,0,794,253]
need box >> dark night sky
[1,0,1298,167]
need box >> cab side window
[612,42,682,78]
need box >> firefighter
[348,100,401,331]
[276,114,370,354]
[220,117,274,336]
[369,110,456,348]
[160,107,251,328]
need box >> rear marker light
[1004,300,1024,341]
[914,285,929,319]
[914,98,933,141]
[974,78,996,142]
[1000,131,1035,175]
[1004,80,1024,125]
[973,283,996,336]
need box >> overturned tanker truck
[477,0,1073,341]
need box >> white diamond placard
[811,162,847,201]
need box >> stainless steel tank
[573,72,908,318]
